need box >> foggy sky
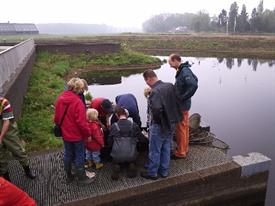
[1,0,275,28]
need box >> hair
[169,54,182,62]
[143,69,157,80]
[115,107,128,117]
[67,78,84,93]
[81,79,88,91]
[86,108,98,121]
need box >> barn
[0,23,39,35]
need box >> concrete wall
[36,42,121,55]
[0,39,36,120]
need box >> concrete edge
[233,152,272,177]
[62,161,240,206]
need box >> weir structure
[0,39,272,206]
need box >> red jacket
[54,91,91,142]
[85,121,104,151]
[90,98,106,118]
[0,177,36,206]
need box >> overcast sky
[1,0,275,28]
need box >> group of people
[53,53,198,184]
[0,53,198,203]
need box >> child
[85,108,104,170]
[108,107,142,180]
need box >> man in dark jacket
[111,93,142,128]
[169,54,198,159]
[141,69,182,180]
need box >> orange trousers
[175,111,189,157]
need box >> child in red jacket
[85,108,104,169]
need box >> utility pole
[226,17,229,35]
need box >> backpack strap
[114,122,120,132]
[114,121,134,136]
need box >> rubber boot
[3,172,11,182]
[23,166,36,179]
[95,162,104,170]
[111,164,120,181]
[127,163,137,178]
[64,164,74,183]
[76,167,94,185]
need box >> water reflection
[84,58,274,86]
[85,76,121,85]
[237,58,243,67]
[217,58,275,71]
[226,58,234,69]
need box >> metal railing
[0,39,35,95]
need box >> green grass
[17,49,159,152]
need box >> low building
[0,23,39,35]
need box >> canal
[87,57,275,206]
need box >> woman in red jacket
[85,108,104,170]
[54,78,93,185]
[0,177,36,206]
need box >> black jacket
[149,80,182,134]
[108,119,142,146]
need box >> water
[88,57,275,205]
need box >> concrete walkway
[8,145,231,206]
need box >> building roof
[0,23,39,33]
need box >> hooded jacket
[85,121,104,151]
[54,90,90,142]
[114,93,141,127]
[175,62,198,111]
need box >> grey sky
[1,0,274,28]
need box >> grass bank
[2,33,275,59]
[18,49,160,152]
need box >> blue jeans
[63,140,85,169]
[86,150,101,163]
[147,124,174,177]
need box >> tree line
[142,0,275,33]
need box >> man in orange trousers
[169,54,198,159]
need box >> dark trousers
[63,140,85,169]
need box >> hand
[87,136,92,142]
[101,124,107,131]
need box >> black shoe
[140,171,158,180]
[127,163,137,178]
[3,172,11,182]
[23,166,36,179]
[159,173,168,178]
[111,164,120,181]
[171,155,186,160]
